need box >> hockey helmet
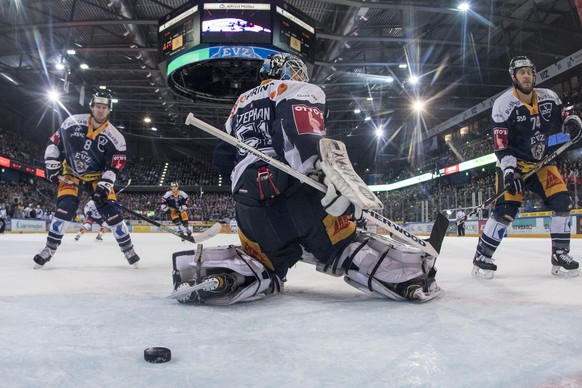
[259,53,309,82]
[90,92,113,110]
[509,56,536,81]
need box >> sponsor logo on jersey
[49,131,61,145]
[493,127,508,150]
[111,154,126,171]
[539,102,553,121]
[292,104,324,135]
[546,169,563,190]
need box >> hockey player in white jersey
[170,53,441,305]
[472,56,582,279]
[74,199,110,241]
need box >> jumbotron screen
[158,1,200,61]
[200,3,272,44]
[272,4,315,61]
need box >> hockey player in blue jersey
[160,182,193,241]
[170,53,441,305]
[472,56,582,279]
[33,92,140,268]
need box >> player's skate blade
[551,266,579,277]
[471,266,495,279]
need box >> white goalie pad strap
[318,138,383,210]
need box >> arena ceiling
[1,0,581,165]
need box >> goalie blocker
[169,231,442,305]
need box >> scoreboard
[158,2,200,61]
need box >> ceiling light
[457,2,470,11]
[79,63,89,70]
[47,90,60,102]
[354,108,361,114]
[99,85,106,90]
[144,117,151,123]
[375,128,384,137]
[398,63,407,69]
[364,116,371,121]
[151,127,158,131]
[56,63,65,70]
[67,49,76,55]
[111,98,119,103]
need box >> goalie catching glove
[563,115,582,143]
[316,138,383,218]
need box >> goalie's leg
[303,232,441,302]
[170,245,282,306]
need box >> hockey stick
[57,176,222,244]
[115,178,132,195]
[454,138,575,227]
[185,113,448,257]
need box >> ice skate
[472,253,497,279]
[551,250,579,277]
[123,247,140,268]
[96,234,103,241]
[33,246,55,269]
[74,234,81,241]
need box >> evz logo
[539,103,552,121]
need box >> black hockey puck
[144,347,171,363]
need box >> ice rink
[2,231,582,387]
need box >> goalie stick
[454,138,575,227]
[185,113,448,257]
[57,176,222,244]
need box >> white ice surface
[1,232,582,388]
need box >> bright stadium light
[413,100,425,112]
[375,128,384,137]
[47,90,60,102]
[457,2,470,11]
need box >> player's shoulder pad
[271,80,325,105]
[491,88,520,123]
[101,122,127,151]
[535,88,561,104]
[61,113,89,129]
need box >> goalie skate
[551,250,579,278]
[471,253,497,279]
[168,277,221,303]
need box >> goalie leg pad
[171,245,281,306]
[305,232,439,301]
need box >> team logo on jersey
[292,104,324,135]
[530,132,546,160]
[73,151,91,173]
[111,154,126,171]
[97,136,108,152]
[539,103,553,121]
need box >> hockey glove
[563,115,582,143]
[93,181,113,206]
[161,204,168,212]
[503,168,523,195]
[179,205,188,212]
[45,159,63,183]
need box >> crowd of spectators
[3,100,582,225]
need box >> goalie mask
[509,56,536,93]
[90,92,113,110]
[259,53,309,82]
